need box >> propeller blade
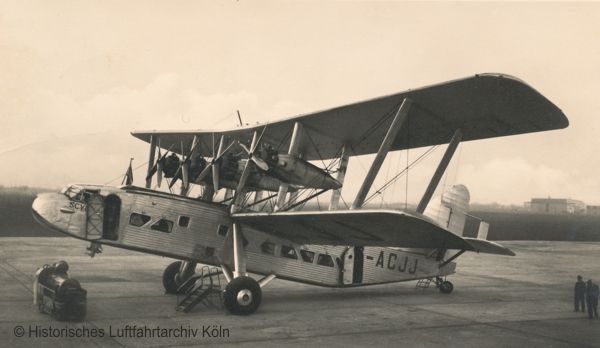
[169,177,178,188]
[145,166,158,181]
[169,161,183,188]
[252,124,269,153]
[240,127,271,172]
[182,161,190,189]
[157,160,163,188]
[239,142,251,155]
[169,141,186,188]
[251,156,270,171]
[219,140,237,159]
[216,136,225,158]
[236,160,253,194]
[169,173,179,188]
[249,131,259,154]
[212,163,220,192]
[189,135,199,158]
[196,165,212,182]
[212,133,215,158]
[145,147,163,181]
[145,143,174,181]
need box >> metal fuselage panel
[32,186,455,287]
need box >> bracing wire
[364,145,439,206]
[405,114,410,210]
[103,160,148,186]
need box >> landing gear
[86,242,102,257]
[163,261,182,293]
[438,279,454,294]
[219,222,274,315]
[223,276,262,315]
[163,261,197,294]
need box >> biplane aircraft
[32,74,568,315]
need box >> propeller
[169,136,199,190]
[239,125,270,171]
[231,130,262,210]
[145,142,175,188]
[156,148,164,188]
[195,134,237,192]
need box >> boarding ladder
[415,278,433,290]
[176,266,223,313]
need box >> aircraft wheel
[439,280,454,294]
[223,276,262,315]
[162,261,183,294]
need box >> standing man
[574,275,586,312]
[586,279,599,319]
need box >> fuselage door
[343,246,364,285]
[85,193,104,240]
[343,247,354,285]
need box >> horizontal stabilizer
[463,237,515,256]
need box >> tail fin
[423,184,470,236]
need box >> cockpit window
[63,185,85,201]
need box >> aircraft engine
[162,153,182,178]
[270,154,341,190]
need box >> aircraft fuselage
[32,185,455,287]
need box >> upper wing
[232,209,476,250]
[132,73,568,161]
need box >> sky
[0,1,599,205]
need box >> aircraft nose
[32,193,59,225]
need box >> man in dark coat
[586,279,599,319]
[574,275,586,312]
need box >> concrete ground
[1,237,599,347]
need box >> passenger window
[317,254,334,267]
[281,246,298,259]
[217,225,229,237]
[300,249,315,263]
[150,219,173,233]
[179,216,190,227]
[129,213,151,227]
[261,242,275,255]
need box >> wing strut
[145,135,157,188]
[416,129,462,213]
[275,121,304,209]
[231,131,260,211]
[440,250,466,268]
[352,98,412,209]
[329,145,349,210]
[232,223,247,278]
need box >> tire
[439,280,454,294]
[223,276,262,315]
[162,261,183,294]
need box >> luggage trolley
[33,261,87,321]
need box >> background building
[586,205,600,215]
[529,198,586,214]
